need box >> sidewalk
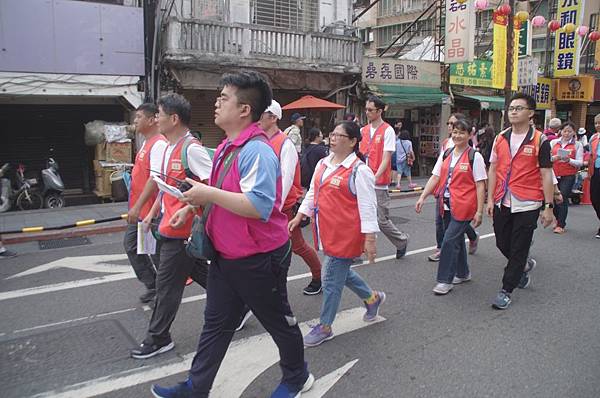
[0,176,430,244]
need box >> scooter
[40,156,65,208]
[569,169,587,205]
[0,163,44,212]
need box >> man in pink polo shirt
[151,71,313,398]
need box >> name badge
[375,135,382,144]
[523,146,534,155]
[459,163,468,171]
[330,176,343,187]
[171,161,182,171]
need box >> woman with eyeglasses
[550,121,584,234]
[415,118,487,295]
[289,121,385,347]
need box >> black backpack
[300,146,317,188]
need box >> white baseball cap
[265,100,282,120]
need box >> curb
[3,222,127,244]
[390,191,422,200]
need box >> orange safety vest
[493,128,544,204]
[312,159,364,258]
[589,133,600,178]
[551,139,578,177]
[360,122,392,186]
[129,134,167,220]
[158,136,201,239]
[434,148,478,221]
[270,131,303,211]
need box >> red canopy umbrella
[282,95,345,111]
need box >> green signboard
[449,60,493,88]
[518,20,530,57]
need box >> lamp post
[503,0,516,127]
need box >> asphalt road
[1,196,599,398]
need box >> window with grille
[251,0,319,32]
[378,0,433,18]
[376,18,435,48]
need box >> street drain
[38,236,91,250]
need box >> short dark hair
[137,102,158,117]
[307,127,322,142]
[561,121,577,132]
[453,118,472,133]
[367,95,386,111]
[450,112,467,120]
[219,71,272,122]
[399,130,411,140]
[157,93,192,125]
[510,92,536,111]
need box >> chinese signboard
[556,75,594,102]
[362,58,441,88]
[520,77,552,110]
[517,56,539,87]
[492,12,519,89]
[553,0,585,77]
[449,60,493,88]
[444,0,475,63]
[518,20,531,57]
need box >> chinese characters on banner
[444,0,475,63]
[519,77,552,110]
[492,11,519,89]
[553,0,585,77]
[517,56,539,87]
[518,20,531,57]
[449,60,493,88]
[362,57,441,88]
[556,75,594,101]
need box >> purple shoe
[363,291,386,322]
[303,324,334,347]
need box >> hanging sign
[444,0,476,63]
[553,0,585,77]
[492,11,519,89]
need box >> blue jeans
[320,256,372,326]
[553,175,576,228]
[437,212,470,283]
[435,200,477,249]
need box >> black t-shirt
[301,143,329,188]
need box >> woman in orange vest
[415,118,487,295]
[590,113,600,239]
[289,121,385,347]
[550,121,583,234]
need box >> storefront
[363,58,446,176]
[554,75,595,131]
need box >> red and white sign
[444,0,476,63]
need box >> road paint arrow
[6,254,130,279]
[32,307,385,398]
[303,359,359,398]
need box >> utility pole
[143,0,158,102]
[502,0,516,128]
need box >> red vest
[551,140,578,177]
[129,134,167,220]
[493,128,544,203]
[158,136,201,239]
[270,131,302,211]
[589,133,600,178]
[360,122,392,186]
[434,149,477,221]
[312,159,364,258]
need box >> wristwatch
[544,203,554,209]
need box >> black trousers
[188,242,306,397]
[145,239,208,345]
[493,205,540,293]
[591,169,600,223]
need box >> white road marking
[2,234,496,334]
[303,359,359,398]
[12,308,136,334]
[6,254,130,279]
[32,307,385,398]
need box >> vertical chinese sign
[553,0,585,77]
[444,0,475,63]
[492,11,519,89]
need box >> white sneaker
[452,273,472,284]
[432,283,453,295]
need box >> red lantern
[497,3,511,15]
[548,20,561,32]
[589,31,600,42]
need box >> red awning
[282,95,346,110]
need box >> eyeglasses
[508,106,530,112]
[330,133,350,139]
